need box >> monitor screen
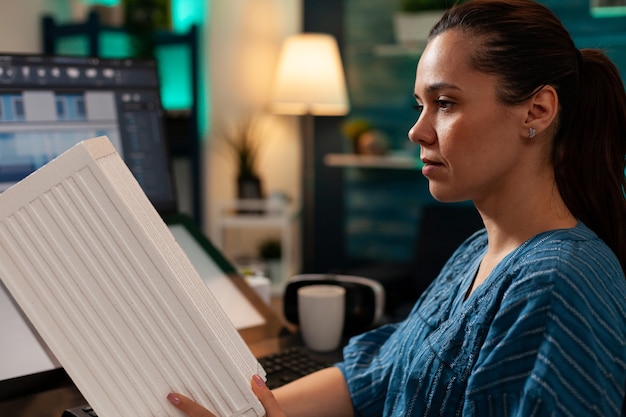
[0,53,177,214]
[0,53,178,403]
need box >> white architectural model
[0,136,265,417]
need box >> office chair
[407,203,484,297]
[343,203,484,320]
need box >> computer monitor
[0,53,177,214]
[0,53,178,404]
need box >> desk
[0,379,85,417]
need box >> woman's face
[410,30,530,204]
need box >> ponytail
[555,49,626,272]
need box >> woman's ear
[524,85,558,135]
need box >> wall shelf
[372,43,425,57]
[210,200,301,294]
[324,153,422,170]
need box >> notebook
[0,136,266,417]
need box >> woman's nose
[408,123,420,144]
[408,115,433,145]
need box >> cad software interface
[0,54,175,212]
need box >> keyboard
[62,346,333,416]
[259,346,333,389]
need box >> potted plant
[215,114,266,203]
[394,0,461,47]
[341,118,388,156]
[259,238,282,283]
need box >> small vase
[237,175,263,213]
[354,130,388,156]
[237,175,263,199]
[265,259,283,283]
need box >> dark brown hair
[430,0,626,272]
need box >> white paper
[168,224,266,330]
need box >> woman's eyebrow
[414,82,462,100]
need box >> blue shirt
[336,223,626,417]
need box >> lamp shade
[271,33,349,116]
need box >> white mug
[297,285,345,352]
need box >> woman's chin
[427,186,468,204]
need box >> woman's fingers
[167,375,284,417]
[251,374,286,417]
[167,392,216,417]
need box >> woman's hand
[249,374,286,417]
[167,374,285,417]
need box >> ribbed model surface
[0,136,265,417]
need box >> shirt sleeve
[464,255,626,417]
[335,322,401,417]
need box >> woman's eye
[413,100,454,117]
[435,100,454,110]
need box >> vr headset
[283,274,386,335]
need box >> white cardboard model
[0,136,265,417]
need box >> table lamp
[270,33,350,272]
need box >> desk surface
[0,378,85,417]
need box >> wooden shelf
[324,153,422,169]
[372,43,425,57]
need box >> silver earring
[529,127,537,139]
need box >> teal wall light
[78,0,120,6]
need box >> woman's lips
[421,158,442,176]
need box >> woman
[169,0,626,415]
